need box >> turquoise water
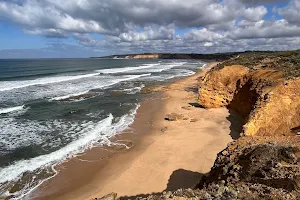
[0,58,204,199]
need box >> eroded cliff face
[198,65,300,136]
[198,65,249,109]
[244,77,300,136]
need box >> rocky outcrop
[198,64,300,136]
[197,136,300,199]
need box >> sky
[0,0,300,58]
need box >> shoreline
[29,62,240,200]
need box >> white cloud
[278,0,300,25]
[232,19,300,39]
[119,26,174,42]
[0,0,299,57]
[0,0,268,37]
[204,42,214,47]
[183,28,225,42]
[243,6,268,21]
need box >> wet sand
[30,62,238,200]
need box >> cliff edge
[198,51,300,137]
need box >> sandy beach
[30,62,241,200]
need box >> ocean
[0,58,205,199]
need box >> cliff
[197,136,300,199]
[198,51,300,137]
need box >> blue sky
[0,0,299,58]
[0,23,46,49]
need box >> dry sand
[31,62,240,200]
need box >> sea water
[0,58,205,199]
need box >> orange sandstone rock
[198,65,300,137]
[244,78,300,136]
[198,65,249,108]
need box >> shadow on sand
[119,169,203,200]
[226,109,245,140]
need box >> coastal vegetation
[217,50,300,78]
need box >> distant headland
[90,51,277,61]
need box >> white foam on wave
[49,91,90,101]
[121,84,145,94]
[0,72,100,92]
[49,74,151,102]
[0,118,92,152]
[0,118,47,151]
[129,62,186,73]
[0,105,25,114]
[96,63,160,74]
[169,69,196,79]
[142,69,196,82]
[0,104,140,199]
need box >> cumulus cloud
[0,0,265,36]
[119,26,175,42]
[278,0,300,25]
[232,19,300,39]
[0,0,299,57]
[243,6,268,21]
[183,28,225,42]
